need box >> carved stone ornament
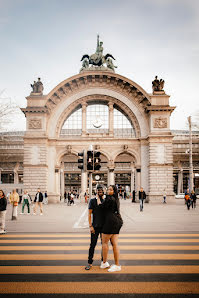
[28,119,42,129]
[66,145,72,153]
[153,117,167,128]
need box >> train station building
[0,39,199,202]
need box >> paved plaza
[4,198,199,233]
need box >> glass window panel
[87,104,109,133]
[61,108,82,135]
[114,107,136,137]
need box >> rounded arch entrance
[58,151,110,198]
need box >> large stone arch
[113,149,140,165]
[45,72,151,139]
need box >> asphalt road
[0,232,199,297]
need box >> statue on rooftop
[30,78,44,95]
[152,76,165,93]
[80,35,116,68]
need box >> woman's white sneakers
[100,261,110,269]
[108,264,121,272]
[100,262,121,272]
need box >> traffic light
[87,150,93,171]
[94,151,101,171]
[78,150,86,171]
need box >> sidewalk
[3,198,199,233]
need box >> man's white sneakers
[108,264,121,272]
[100,261,110,269]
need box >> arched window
[60,102,136,137]
[114,107,136,137]
[60,107,82,135]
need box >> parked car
[175,193,199,199]
[175,193,185,199]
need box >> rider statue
[80,35,117,71]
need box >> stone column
[136,169,141,192]
[177,168,183,194]
[131,168,135,192]
[81,171,88,195]
[82,102,87,136]
[60,163,65,199]
[108,102,114,136]
[55,169,60,201]
[108,169,115,185]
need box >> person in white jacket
[20,190,32,215]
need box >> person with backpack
[185,188,191,210]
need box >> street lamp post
[188,116,194,191]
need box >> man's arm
[88,209,95,233]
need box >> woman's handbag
[13,201,18,206]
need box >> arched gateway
[22,41,175,203]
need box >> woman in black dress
[100,185,122,272]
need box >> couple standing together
[86,184,123,272]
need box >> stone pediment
[44,72,151,113]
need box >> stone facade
[1,72,198,202]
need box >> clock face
[95,175,100,181]
[93,117,103,128]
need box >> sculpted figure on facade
[152,76,165,93]
[80,35,116,71]
[30,78,44,95]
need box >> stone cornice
[44,72,151,114]
[21,107,48,115]
[146,105,176,112]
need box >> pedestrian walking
[20,190,32,215]
[67,192,71,206]
[84,191,88,204]
[85,184,105,270]
[64,191,67,203]
[191,190,197,209]
[33,189,43,215]
[163,189,167,203]
[0,189,7,234]
[44,191,48,204]
[100,185,123,272]
[9,189,19,220]
[132,190,136,203]
[70,193,75,205]
[139,187,146,212]
[185,189,191,210]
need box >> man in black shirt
[85,184,109,270]
[139,187,146,212]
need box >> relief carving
[29,119,42,129]
[153,117,167,128]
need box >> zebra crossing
[0,233,199,297]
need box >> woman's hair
[110,185,120,213]
[0,189,5,197]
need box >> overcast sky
[0,0,199,131]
